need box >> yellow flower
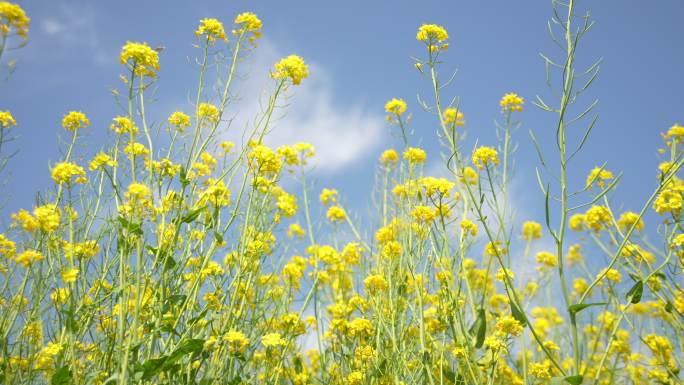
[123,142,150,159]
[495,315,523,337]
[168,111,191,132]
[380,149,399,167]
[364,274,388,293]
[0,110,16,128]
[586,166,614,189]
[522,221,542,240]
[14,250,44,268]
[500,93,524,112]
[416,24,449,43]
[319,188,338,206]
[62,111,90,131]
[110,116,137,135]
[233,12,262,41]
[272,55,309,85]
[536,251,557,268]
[197,103,220,123]
[51,288,69,304]
[223,330,250,353]
[51,162,86,185]
[61,268,79,283]
[403,147,427,165]
[584,205,612,232]
[326,206,346,222]
[617,211,644,232]
[120,41,160,77]
[0,2,30,39]
[472,146,499,169]
[261,332,286,348]
[443,107,464,126]
[89,152,117,171]
[287,223,305,239]
[33,204,60,233]
[195,18,227,42]
[460,219,478,236]
[385,98,407,121]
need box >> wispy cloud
[38,3,110,65]
[226,40,385,173]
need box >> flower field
[0,1,682,384]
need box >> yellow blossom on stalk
[62,111,90,131]
[168,111,191,132]
[411,205,438,224]
[319,188,338,206]
[567,244,583,265]
[403,147,427,165]
[495,268,515,282]
[14,249,44,267]
[110,116,137,135]
[195,18,227,42]
[586,166,614,189]
[0,2,29,39]
[460,218,478,236]
[522,221,542,240]
[617,211,644,232]
[653,182,684,216]
[380,149,399,167]
[443,107,465,126]
[233,12,262,40]
[664,123,684,141]
[261,332,286,348]
[485,241,507,257]
[197,102,220,123]
[495,315,523,337]
[569,213,585,231]
[416,24,449,51]
[220,141,235,154]
[287,223,305,239]
[347,372,364,385]
[89,152,117,171]
[223,330,250,353]
[0,110,16,128]
[326,206,346,223]
[536,251,558,268]
[123,142,150,159]
[120,41,159,77]
[472,146,499,169]
[272,55,309,85]
[500,93,524,112]
[460,166,478,185]
[61,268,79,283]
[597,267,621,284]
[385,98,407,122]
[51,288,69,304]
[420,176,454,197]
[529,361,552,380]
[248,144,281,176]
[364,274,388,293]
[584,205,612,232]
[33,204,60,233]
[51,162,86,185]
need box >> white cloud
[226,40,385,173]
[39,3,110,65]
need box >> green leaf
[181,206,206,224]
[139,356,168,380]
[214,231,224,244]
[51,366,72,385]
[564,375,584,385]
[165,338,205,366]
[469,308,486,348]
[568,302,607,317]
[117,216,143,236]
[510,301,528,327]
[625,280,643,304]
[665,300,674,313]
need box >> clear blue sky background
[1,0,683,230]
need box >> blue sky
[1,0,683,230]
